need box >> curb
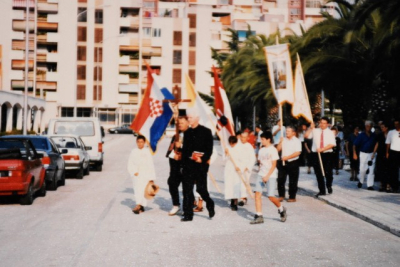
[298,187,400,238]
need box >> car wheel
[114,130,118,134]
[48,170,58,191]
[38,180,47,197]
[84,163,90,176]
[20,182,34,205]
[59,170,66,186]
[76,165,84,179]
[95,163,103,172]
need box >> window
[173,31,182,46]
[77,85,86,100]
[95,9,103,24]
[77,46,86,61]
[189,33,196,47]
[188,14,196,28]
[152,28,161,37]
[77,108,91,117]
[93,67,102,81]
[94,85,102,101]
[143,27,151,37]
[189,51,196,65]
[61,107,74,117]
[189,70,196,84]
[173,50,182,64]
[99,109,116,125]
[94,28,103,43]
[77,27,87,42]
[173,69,181,83]
[94,47,102,62]
[77,8,87,22]
[77,65,86,80]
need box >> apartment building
[0,0,328,129]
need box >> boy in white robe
[236,131,256,206]
[127,135,156,214]
[224,136,247,210]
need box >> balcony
[10,70,23,80]
[37,32,58,43]
[11,80,34,89]
[12,40,35,50]
[119,65,139,73]
[120,16,140,28]
[37,20,58,31]
[142,47,161,57]
[232,0,262,6]
[119,84,139,93]
[232,12,260,21]
[12,20,35,32]
[12,60,34,70]
[11,31,25,40]
[36,81,57,91]
[119,55,130,65]
[118,74,130,84]
[47,14,59,23]
[10,50,24,60]
[46,71,58,82]
[12,10,25,20]
[120,0,142,8]
[37,1,58,13]
[150,57,163,66]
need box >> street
[0,134,399,267]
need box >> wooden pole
[318,152,325,177]
[208,172,222,193]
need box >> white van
[47,118,104,171]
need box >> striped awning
[13,0,35,8]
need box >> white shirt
[272,125,286,145]
[236,141,256,172]
[282,136,302,162]
[386,129,400,151]
[308,128,336,153]
[258,145,279,178]
[256,130,263,143]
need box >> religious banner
[263,44,294,104]
[292,54,313,122]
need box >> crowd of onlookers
[244,117,400,194]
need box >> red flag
[212,66,235,147]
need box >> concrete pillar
[27,107,32,132]
[16,108,23,130]
[6,106,13,132]
[39,109,45,134]
[33,109,40,133]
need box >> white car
[49,135,91,179]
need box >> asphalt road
[0,134,399,267]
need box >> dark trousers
[278,159,300,199]
[312,152,334,194]
[168,158,182,206]
[182,161,214,218]
[376,155,389,187]
[388,150,400,191]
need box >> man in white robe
[127,135,156,214]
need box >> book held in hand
[191,151,204,161]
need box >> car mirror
[85,146,92,151]
[61,149,68,154]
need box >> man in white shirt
[272,120,286,146]
[304,117,336,197]
[277,126,302,202]
[386,118,400,193]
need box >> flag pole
[275,36,286,166]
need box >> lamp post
[74,4,110,117]
[23,0,31,135]
[95,34,124,117]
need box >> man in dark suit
[180,109,215,222]
[165,116,189,216]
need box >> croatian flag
[130,65,174,152]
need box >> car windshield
[30,138,49,151]
[54,121,94,136]
[51,137,80,149]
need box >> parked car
[1,135,67,191]
[108,124,136,135]
[0,138,46,205]
[49,135,90,179]
[47,118,104,171]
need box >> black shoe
[209,209,215,219]
[357,182,362,188]
[250,215,264,224]
[315,192,326,198]
[231,205,238,211]
[181,216,193,222]
[327,187,333,194]
[367,187,374,191]
[279,206,287,222]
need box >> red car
[0,138,46,205]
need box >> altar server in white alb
[127,135,156,214]
[224,136,247,211]
[236,131,256,206]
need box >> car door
[23,141,43,190]
[49,139,64,173]
[77,138,90,168]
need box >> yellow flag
[292,54,313,123]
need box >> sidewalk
[297,167,400,237]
